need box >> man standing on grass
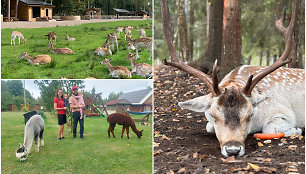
[69,86,85,139]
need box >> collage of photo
[1,0,305,173]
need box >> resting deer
[95,44,112,56]
[138,28,146,38]
[161,0,303,157]
[66,35,75,41]
[19,52,52,65]
[124,27,133,41]
[125,53,152,78]
[126,36,152,61]
[50,44,74,54]
[11,31,27,45]
[107,113,143,139]
[104,32,119,51]
[46,32,57,46]
[116,27,124,37]
[100,58,132,79]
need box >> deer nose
[225,146,241,156]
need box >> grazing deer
[125,53,152,78]
[124,27,133,41]
[161,0,303,157]
[127,42,136,50]
[100,58,132,79]
[11,31,27,45]
[66,35,75,41]
[104,32,119,51]
[95,44,112,56]
[46,32,57,46]
[19,52,52,65]
[50,44,74,54]
[116,27,124,37]
[16,115,44,162]
[126,36,152,61]
[107,113,143,139]
[138,28,146,38]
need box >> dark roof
[20,0,55,7]
[118,88,152,105]
[139,10,149,14]
[113,8,129,13]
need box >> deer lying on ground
[116,27,124,37]
[50,44,74,54]
[100,58,132,79]
[104,32,119,51]
[46,32,57,46]
[124,27,133,41]
[161,0,303,157]
[11,31,27,45]
[66,35,76,41]
[126,36,152,61]
[16,115,45,162]
[19,52,52,65]
[138,28,146,38]
[125,53,152,78]
[95,44,112,56]
[107,113,143,139]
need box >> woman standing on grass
[54,89,68,140]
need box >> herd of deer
[11,25,152,79]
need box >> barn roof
[118,88,152,105]
[113,8,129,13]
[20,0,55,7]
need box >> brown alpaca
[107,113,143,139]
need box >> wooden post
[8,0,11,18]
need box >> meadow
[1,112,152,174]
[1,20,152,79]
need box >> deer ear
[178,94,212,113]
[250,91,267,107]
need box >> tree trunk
[15,0,19,19]
[8,0,10,18]
[188,0,194,60]
[273,54,277,63]
[177,0,190,62]
[247,56,252,65]
[259,50,263,66]
[266,50,270,66]
[220,0,242,79]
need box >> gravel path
[1,19,148,29]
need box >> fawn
[125,53,152,78]
[95,44,112,56]
[100,58,132,79]
[104,32,119,51]
[50,44,74,54]
[126,36,152,60]
[11,31,27,45]
[66,35,76,41]
[116,27,124,37]
[107,113,143,139]
[19,52,51,65]
[46,32,57,46]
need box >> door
[32,7,40,18]
[45,8,49,17]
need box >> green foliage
[1,112,152,173]
[37,110,47,119]
[2,20,152,79]
[103,91,123,104]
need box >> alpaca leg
[110,124,116,138]
[121,126,124,138]
[40,129,44,146]
[34,136,39,152]
[126,126,130,139]
[108,126,111,138]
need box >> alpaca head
[137,130,143,139]
[16,143,28,162]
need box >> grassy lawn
[1,20,152,79]
[1,112,152,174]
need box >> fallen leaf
[153,142,160,147]
[260,167,277,173]
[200,154,207,160]
[177,167,186,174]
[290,134,296,139]
[288,145,297,151]
[177,127,184,131]
[265,158,272,162]
[298,135,303,140]
[197,120,202,123]
[172,108,178,112]
[154,131,160,135]
[166,169,174,174]
[221,156,243,163]
[280,138,287,143]
[173,119,180,122]
[248,163,260,172]
[258,142,264,147]
[154,149,163,156]
[263,140,271,144]
[193,152,198,159]
[286,167,298,172]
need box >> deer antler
[243,0,297,97]
[161,0,220,96]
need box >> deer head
[125,53,135,61]
[160,0,296,157]
[18,52,28,59]
[100,58,112,65]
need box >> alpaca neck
[130,122,140,134]
[23,128,34,154]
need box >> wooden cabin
[84,8,101,19]
[9,0,55,21]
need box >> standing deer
[138,28,146,38]
[94,44,112,56]
[126,36,152,61]
[124,27,133,41]
[161,0,303,157]
[18,52,52,65]
[11,31,27,45]
[116,27,124,37]
[125,53,152,78]
[46,32,57,46]
[104,32,119,51]
[50,44,74,54]
[100,58,132,79]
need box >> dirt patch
[154,65,305,173]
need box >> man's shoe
[57,138,62,141]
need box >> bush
[38,110,47,119]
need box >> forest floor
[153,65,305,174]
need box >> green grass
[1,20,152,79]
[1,112,152,174]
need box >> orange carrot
[253,132,285,140]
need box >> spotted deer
[45,32,57,46]
[138,28,146,38]
[126,36,152,61]
[104,32,119,51]
[19,52,52,65]
[124,27,133,41]
[161,0,303,157]
[125,53,152,78]
[95,44,112,56]
[66,35,76,41]
[11,31,27,45]
[116,27,124,37]
[100,58,132,79]
[50,44,74,54]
